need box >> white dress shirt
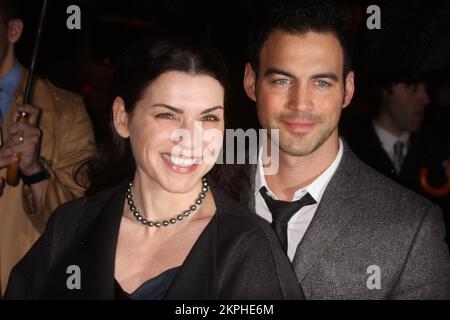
[254,139,344,261]
[373,121,410,168]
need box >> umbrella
[6,0,48,186]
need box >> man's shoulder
[338,147,437,219]
[40,78,85,111]
[25,76,86,116]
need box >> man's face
[383,82,429,133]
[0,17,23,75]
[245,30,354,157]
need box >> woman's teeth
[162,153,197,167]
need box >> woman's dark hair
[83,34,229,195]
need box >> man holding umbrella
[0,0,94,296]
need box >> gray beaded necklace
[125,177,209,228]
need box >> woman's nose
[170,121,204,155]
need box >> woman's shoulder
[49,181,126,232]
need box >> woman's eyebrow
[152,104,223,115]
[201,106,224,114]
[152,104,183,114]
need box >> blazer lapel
[75,184,126,299]
[165,214,218,299]
[165,176,227,299]
[367,124,396,173]
[292,143,359,282]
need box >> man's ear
[243,63,257,102]
[8,19,23,45]
[113,97,130,138]
[342,71,355,109]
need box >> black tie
[393,140,405,175]
[259,186,317,253]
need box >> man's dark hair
[248,0,353,77]
[0,0,17,25]
[367,73,427,117]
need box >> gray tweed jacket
[217,140,450,299]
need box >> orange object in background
[420,140,450,198]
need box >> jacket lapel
[367,124,396,173]
[292,143,359,282]
[165,215,218,299]
[160,176,225,299]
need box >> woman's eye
[202,114,220,122]
[155,112,175,120]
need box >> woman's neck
[130,171,203,222]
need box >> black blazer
[4,177,303,300]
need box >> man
[0,0,94,295]
[343,75,449,202]
[219,0,450,299]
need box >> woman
[4,36,302,300]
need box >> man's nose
[417,84,430,106]
[288,83,312,111]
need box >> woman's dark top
[4,176,303,300]
[115,266,181,300]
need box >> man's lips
[281,120,317,133]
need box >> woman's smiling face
[113,70,225,193]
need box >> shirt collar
[373,121,410,152]
[255,138,344,203]
[0,60,22,96]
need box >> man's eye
[273,79,290,85]
[316,80,331,88]
[155,112,175,120]
[202,114,220,122]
